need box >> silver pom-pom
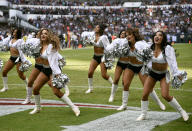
[134,48,153,63]
[140,65,150,75]
[104,58,114,70]
[20,38,41,58]
[83,35,95,45]
[105,44,130,59]
[0,44,9,52]
[19,60,32,72]
[20,44,41,58]
[0,36,11,52]
[81,32,95,45]
[52,73,70,89]
[58,57,66,68]
[102,55,114,70]
[0,59,3,71]
[172,71,187,89]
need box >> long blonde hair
[39,28,60,51]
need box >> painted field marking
[0,98,187,131]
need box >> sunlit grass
[0,44,191,131]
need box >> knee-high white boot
[109,84,118,102]
[136,100,149,121]
[107,76,113,84]
[0,77,8,92]
[23,78,28,86]
[29,94,41,114]
[150,90,166,110]
[168,97,189,121]
[64,85,70,96]
[60,94,80,116]
[85,78,93,94]
[22,87,33,104]
[117,91,129,110]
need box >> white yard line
[61,110,181,131]
[0,98,188,131]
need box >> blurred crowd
[22,6,192,43]
[8,0,192,6]
[0,25,11,41]
[1,0,191,46]
[8,0,123,6]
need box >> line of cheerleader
[0,25,189,121]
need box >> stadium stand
[1,0,192,44]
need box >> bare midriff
[42,59,49,66]
[10,47,19,57]
[119,57,129,62]
[94,46,104,55]
[128,56,143,65]
[152,62,168,71]
[35,57,44,65]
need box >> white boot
[168,97,189,121]
[0,77,8,92]
[109,84,118,102]
[85,78,93,94]
[117,91,129,110]
[108,76,113,84]
[29,94,41,114]
[61,94,80,116]
[23,78,28,86]
[64,85,70,96]
[22,87,33,104]
[150,90,166,110]
[136,100,149,121]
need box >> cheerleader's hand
[55,74,61,78]
[177,75,182,81]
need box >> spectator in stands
[71,32,78,49]
[9,1,192,43]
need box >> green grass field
[0,44,191,131]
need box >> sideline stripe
[0,98,121,109]
[0,102,118,109]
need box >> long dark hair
[119,30,126,38]
[98,24,107,35]
[127,28,143,42]
[151,31,171,51]
[12,28,22,39]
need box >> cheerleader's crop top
[40,44,62,75]
[147,45,181,76]
[0,36,27,62]
[82,32,110,48]
[105,39,150,66]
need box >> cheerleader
[29,29,80,116]
[22,32,69,104]
[0,28,28,92]
[136,31,189,121]
[84,24,113,94]
[105,28,165,111]
[108,30,127,102]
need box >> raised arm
[47,44,62,75]
[165,45,180,76]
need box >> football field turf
[0,44,191,131]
